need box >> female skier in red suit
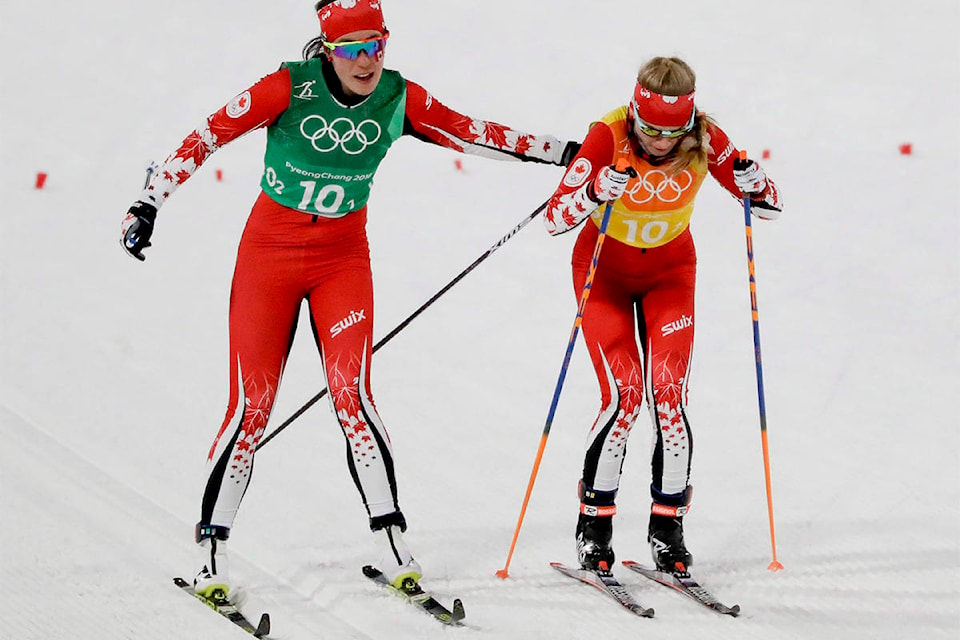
[543,56,781,575]
[121,0,578,597]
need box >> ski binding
[173,576,272,637]
[362,565,465,626]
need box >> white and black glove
[120,200,158,261]
[733,158,768,197]
[733,156,780,220]
[588,164,638,203]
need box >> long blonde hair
[636,57,714,175]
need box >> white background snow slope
[1,1,958,639]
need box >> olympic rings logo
[625,169,695,204]
[299,115,382,155]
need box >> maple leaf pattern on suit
[174,130,212,168]
[473,120,508,149]
[326,351,381,468]
[515,135,532,156]
[229,370,279,483]
[145,117,221,202]
[651,350,690,459]
[606,357,645,452]
[327,352,362,411]
[544,186,598,234]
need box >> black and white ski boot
[577,513,615,572]
[648,512,693,573]
[576,483,618,573]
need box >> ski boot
[576,483,617,573]
[194,523,232,601]
[647,487,693,573]
[371,511,422,590]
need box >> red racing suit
[544,106,781,512]
[144,60,570,533]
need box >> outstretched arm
[121,69,292,260]
[141,69,292,209]
[402,80,578,166]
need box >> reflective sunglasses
[323,33,390,60]
[630,101,696,139]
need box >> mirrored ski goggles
[630,100,696,139]
[323,33,390,60]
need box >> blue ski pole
[735,150,783,571]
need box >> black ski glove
[120,200,158,261]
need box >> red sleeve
[143,68,292,206]
[704,121,742,198]
[543,122,615,233]
[206,68,291,144]
[402,80,565,164]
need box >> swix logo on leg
[330,309,367,337]
[661,314,693,337]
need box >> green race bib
[261,61,406,216]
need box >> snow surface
[2,1,958,638]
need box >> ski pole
[736,150,784,571]
[497,160,633,579]
[143,161,158,189]
[256,200,550,452]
